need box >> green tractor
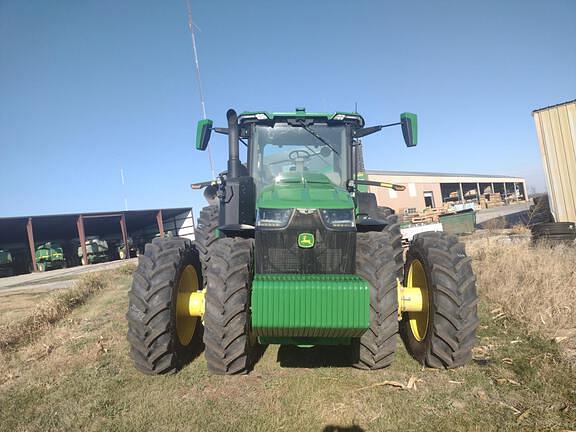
[0,249,14,277]
[127,108,478,375]
[34,242,66,272]
[78,237,110,265]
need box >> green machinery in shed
[35,242,66,272]
[0,249,14,277]
[78,237,110,265]
[127,108,479,375]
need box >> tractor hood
[256,172,354,209]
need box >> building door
[424,191,435,208]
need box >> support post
[156,210,165,237]
[476,182,481,202]
[77,215,87,265]
[503,182,508,204]
[26,217,37,272]
[459,183,465,203]
[120,214,129,259]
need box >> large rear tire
[352,232,399,369]
[400,232,479,368]
[376,207,404,277]
[126,237,203,375]
[195,205,219,286]
[203,237,256,375]
[531,222,576,244]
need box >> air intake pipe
[227,109,241,179]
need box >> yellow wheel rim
[176,265,198,346]
[407,259,430,341]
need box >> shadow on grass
[183,325,205,367]
[277,345,352,368]
[249,343,269,372]
[322,425,364,432]
[476,210,530,229]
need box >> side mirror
[195,119,213,151]
[400,112,418,147]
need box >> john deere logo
[298,233,315,248]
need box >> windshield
[251,123,348,193]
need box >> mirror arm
[354,122,401,138]
[191,180,217,190]
[349,179,406,191]
[213,127,229,135]
[379,121,402,128]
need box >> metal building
[533,100,576,223]
[0,208,194,276]
[367,171,527,214]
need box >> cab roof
[238,108,365,127]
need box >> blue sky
[1,0,575,218]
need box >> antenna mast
[120,168,128,211]
[186,0,215,178]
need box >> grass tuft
[0,273,108,351]
[114,263,137,276]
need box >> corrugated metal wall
[533,100,576,223]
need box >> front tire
[203,237,256,375]
[352,232,399,369]
[126,237,203,375]
[400,232,479,368]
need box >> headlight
[256,208,293,228]
[320,209,355,228]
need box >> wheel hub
[175,265,202,346]
[397,259,429,341]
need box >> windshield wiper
[294,120,339,155]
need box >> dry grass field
[0,236,575,431]
[466,232,576,363]
[0,288,56,325]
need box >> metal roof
[0,207,192,245]
[532,99,576,114]
[365,170,522,179]
[0,207,191,222]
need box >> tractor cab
[238,110,363,194]
[194,108,417,234]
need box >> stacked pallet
[479,192,503,209]
[409,207,456,224]
[411,215,434,224]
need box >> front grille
[255,211,355,274]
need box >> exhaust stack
[226,109,241,179]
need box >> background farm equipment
[34,242,66,272]
[0,249,14,277]
[78,237,110,265]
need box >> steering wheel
[289,150,311,162]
